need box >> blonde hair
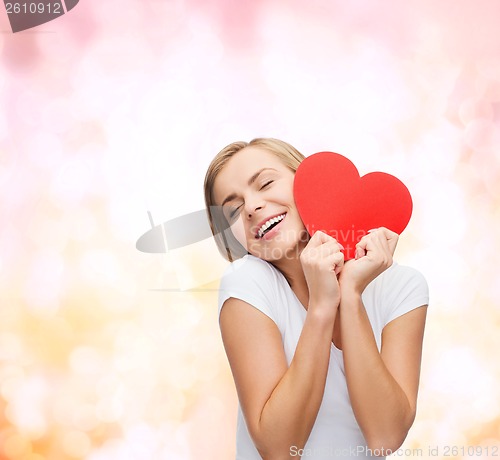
[203,138,305,262]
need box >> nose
[244,194,264,218]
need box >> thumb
[380,227,399,255]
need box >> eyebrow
[221,168,277,207]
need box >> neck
[270,245,309,307]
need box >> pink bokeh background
[1,1,499,458]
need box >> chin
[243,225,308,261]
[250,242,300,263]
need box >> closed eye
[260,180,273,190]
[226,180,273,220]
[229,205,242,219]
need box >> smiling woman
[204,138,305,263]
[203,138,429,460]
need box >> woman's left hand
[338,227,399,295]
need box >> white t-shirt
[218,254,429,460]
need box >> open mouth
[256,213,287,239]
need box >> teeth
[257,213,286,238]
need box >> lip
[254,212,287,239]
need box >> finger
[374,229,391,253]
[324,251,344,273]
[361,229,395,266]
[355,231,380,258]
[371,227,397,241]
[380,227,399,255]
[371,227,398,256]
[324,239,344,253]
[316,241,345,262]
[332,252,344,275]
[308,230,334,247]
[314,232,344,253]
[302,233,341,261]
[355,245,366,259]
[355,233,371,258]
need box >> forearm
[255,308,335,458]
[340,290,413,452]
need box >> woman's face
[213,146,309,262]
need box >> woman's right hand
[299,230,344,316]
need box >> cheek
[230,216,248,250]
[277,183,296,206]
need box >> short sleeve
[217,255,281,327]
[382,264,429,326]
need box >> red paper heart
[293,152,413,260]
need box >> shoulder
[220,254,280,288]
[368,261,429,326]
[218,255,286,327]
[222,253,274,275]
[379,262,428,291]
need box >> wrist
[340,280,364,298]
[339,284,363,305]
[307,299,339,322]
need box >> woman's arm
[339,228,428,453]
[220,299,336,459]
[220,231,344,459]
[339,291,427,453]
